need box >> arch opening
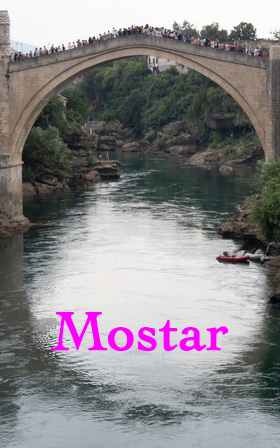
[9,40,266,161]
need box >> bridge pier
[0,161,29,238]
[266,46,280,160]
[0,11,29,238]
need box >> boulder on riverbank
[188,145,264,171]
[262,257,280,305]
[97,136,117,151]
[217,195,265,243]
[22,161,121,198]
[0,215,30,239]
[22,183,37,197]
[94,161,121,179]
[122,142,142,152]
[188,150,223,168]
[167,145,197,156]
[162,120,185,136]
[219,165,234,176]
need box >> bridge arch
[8,36,268,164]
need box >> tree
[229,22,257,41]
[118,88,145,134]
[23,126,69,168]
[271,29,280,39]
[200,22,228,41]
[173,20,198,36]
[35,96,67,131]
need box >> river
[0,154,279,447]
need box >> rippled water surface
[1,155,280,447]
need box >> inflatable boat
[216,254,249,263]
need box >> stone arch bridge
[0,10,280,234]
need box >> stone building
[147,56,188,74]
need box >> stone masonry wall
[266,46,280,159]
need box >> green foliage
[256,159,280,184]
[208,131,223,147]
[272,29,280,39]
[23,126,69,168]
[88,154,95,167]
[35,96,67,131]
[66,97,89,124]
[252,161,280,242]
[118,88,145,134]
[200,22,228,41]
[22,165,37,183]
[152,134,171,151]
[144,128,157,142]
[23,84,91,179]
[229,22,257,41]
[80,60,206,136]
[53,168,68,181]
[173,20,199,36]
[206,87,219,103]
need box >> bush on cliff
[23,126,70,169]
[252,160,280,242]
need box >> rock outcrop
[122,142,142,152]
[162,121,185,136]
[188,146,264,171]
[97,136,117,151]
[217,195,265,243]
[0,215,30,239]
[23,161,121,198]
[219,165,233,176]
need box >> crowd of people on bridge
[11,24,269,61]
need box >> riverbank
[23,160,121,198]
[217,193,280,305]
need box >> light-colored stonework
[0,10,280,235]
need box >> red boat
[216,254,249,263]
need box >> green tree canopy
[23,126,69,168]
[271,29,280,39]
[200,22,228,41]
[229,22,257,41]
[173,20,199,36]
